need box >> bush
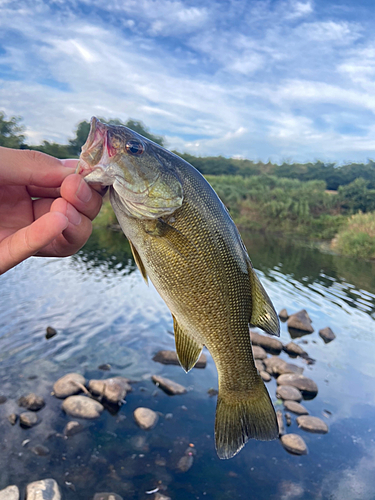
[333,212,375,260]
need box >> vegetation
[332,212,375,260]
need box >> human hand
[0,147,103,274]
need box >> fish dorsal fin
[248,263,280,337]
[173,315,203,373]
[129,240,148,284]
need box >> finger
[0,147,75,187]
[60,174,103,221]
[61,159,79,170]
[0,211,69,274]
[27,186,61,198]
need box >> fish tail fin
[215,379,278,459]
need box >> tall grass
[332,212,375,260]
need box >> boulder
[287,310,314,334]
[18,393,45,411]
[260,370,271,382]
[283,342,308,357]
[276,385,302,402]
[283,400,309,415]
[133,407,159,430]
[88,377,131,404]
[250,331,283,354]
[297,416,328,434]
[26,479,61,500]
[53,373,86,399]
[62,396,104,419]
[153,350,207,368]
[93,494,123,500]
[152,375,187,395]
[319,327,336,343]
[64,421,84,437]
[273,362,304,377]
[0,485,19,500]
[264,356,288,375]
[252,345,267,360]
[280,434,308,455]
[277,374,318,397]
[278,309,289,321]
[20,412,39,428]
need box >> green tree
[0,111,25,148]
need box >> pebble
[276,385,302,402]
[0,485,19,500]
[287,310,314,333]
[133,407,159,430]
[155,494,171,500]
[18,393,45,411]
[255,359,265,372]
[283,400,309,415]
[263,356,288,375]
[152,375,187,395]
[45,326,57,339]
[250,331,283,354]
[319,327,336,343]
[53,373,86,399]
[177,450,194,472]
[278,308,289,321]
[281,434,308,455]
[62,396,104,419]
[207,388,218,397]
[276,410,285,436]
[277,374,318,397]
[273,363,304,377]
[297,416,328,433]
[283,342,308,357]
[64,421,84,437]
[0,395,7,404]
[98,364,111,371]
[26,479,61,500]
[260,370,271,382]
[31,444,50,456]
[252,345,267,359]
[153,350,207,368]
[92,494,123,500]
[8,413,18,425]
[20,412,39,428]
[285,413,292,426]
[88,377,132,404]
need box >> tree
[0,111,25,148]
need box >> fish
[77,117,280,459]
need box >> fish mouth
[76,117,108,177]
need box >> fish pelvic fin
[215,379,278,459]
[129,240,148,284]
[173,316,203,373]
[248,263,280,337]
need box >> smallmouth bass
[77,117,280,459]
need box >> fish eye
[125,140,144,156]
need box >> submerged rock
[53,373,86,399]
[152,375,187,395]
[45,326,57,339]
[297,416,328,433]
[18,393,45,411]
[133,407,159,430]
[250,331,283,354]
[177,447,195,472]
[276,386,302,402]
[277,374,318,397]
[88,377,131,404]
[283,342,308,357]
[64,421,84,437]
[153,350,207,368]
[20,412,39,428]
[155,494,172,500]
[207,388,218,397]
[8,413,18,425]
[285,413,292,426]
[287,310,314,334]
[278,309,289,321]
[283,400,309,415]
[93,494,123,500]
[252,345,267,360]
[0,395,7,404]
[62,396,104,419]
[26,479,61,500]
[276,410,285,436]
[31,444,50,456]
[260,370,271,382]
[281,434,308,455]
[319,327,336,343]
[0,485,19,500]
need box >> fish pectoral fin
[144,219,198,261]
[248,263,280,337]
[129,240,148,284]
[173,316,203,373]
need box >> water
[0,229,375,500]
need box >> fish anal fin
[129,240,148,284]
[248,263,280,337]
[173,316,203,373]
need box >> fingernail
[66,204,82,226]
[77,179,92,203]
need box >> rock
[93,494,123,500]
[252,345,267,360]
[273,362,304,377]
[319,327,336,343]
[64,421,84,437]
[18,393,45,411]
[264,356,288,375]
[88,377,132,404]
[207,388,218,397]
[8,413,18,425]
[20,411,39,428]
[133,407,159,430]
[287,310,314,334]
[276,410,285,436]
[283,400,309,415]
[177,448,195,472]
[283,342,308,357]
[297,416,328,434]
[31,444,50,456]
[277,374,318,397]
[250,331,283,354]
[62,396,104,419]
[46,326,57,339]
[155,494,171,500]
[0,395,7,404]
[255,359,265,372]
[276,385,302,402]
[98,364,111,371]
[281,434,308,455]
[285,413,292,426]
[153,350,207,368]
[53,373,86,398]
[278,308,289,321]
[0,485,19,500]
[260,370,271,382]
[26,479,61,500]
[152,375,187,395]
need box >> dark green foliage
[338,178,375,213]
[0,111,25,148]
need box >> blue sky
[1,0,375,163]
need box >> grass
[332,212,375,260]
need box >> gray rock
[88,377,132,404]
[8,413,17,425]
[133,407,159,430]
[254,359,265,372]
[264,356,288,375]
[64,421,84,437]
[53,373,86,399]
[31,444,50,456]
[98,364,111,371]
[155,494,171,500]
[297,416,328,433]
[0,485,19,500]
[250,331,283,354]
[276,385,302,402]
[277,374,318,397]
[273,362,304,376]
[62,396,104,419]
[153,350,207,368]
[93,494,123,500]
[252,345,267,360]
[319,327,336,343]
[207,388,218,397]
[283,400,309,415]
[281,434,308,455]
[260,370,271,382]
[20,411,39,428]
[287,310,314,333]
[283,342,308,357]
[152,375,187,395]
[18,393,45,411]
[0,395,7,404]
[278,308,289,321]
[26,479,61,500]
[276,410,285,436]
[177,449,195,472]
[285,413,292,426]
[46,326,57,339]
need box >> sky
[1,0,375,163]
